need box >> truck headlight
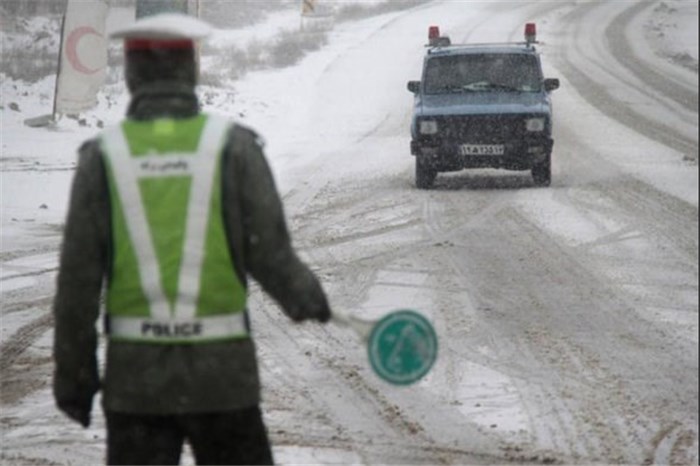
[419,120,438,135]
[525,118,545,132]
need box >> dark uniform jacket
[53,88,330,415]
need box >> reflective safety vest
[100,114,248,343]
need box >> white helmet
[109,13,212,41]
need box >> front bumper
[411,136,553,171]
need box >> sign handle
[331,311,374,341]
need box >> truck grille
[435,115,527,143]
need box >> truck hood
[416,92,551,117]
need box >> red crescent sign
[65,26,104,75]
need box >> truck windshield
[424,53,543,94]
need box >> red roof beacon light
[427,25,451,47]
[428,26,440,41]
[428,25,440,46]
[525,22,537,44]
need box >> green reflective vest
[100,114,247,343]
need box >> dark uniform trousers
[106,406,274,465]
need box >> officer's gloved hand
[315,304,331,323]
[57,397,92,428]
[306,297,331,323]
[287,290,331,323]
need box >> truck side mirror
[407,81,421,93]
[544,78,560,92]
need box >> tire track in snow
[275,171,542,463]
[0,311,53,406]
[591,176,698,263]
[421,187,697,463]
[549,0,697,157]
[607,0,698,113]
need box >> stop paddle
[332,309,438,385]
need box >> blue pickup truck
[408,24,560,188]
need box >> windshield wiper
[462,82,524,92]
[429,86,477,94]
[428,82,529,94]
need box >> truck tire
[531,154,551,187]
[416,158,436,189]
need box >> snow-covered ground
[1,1,698,464]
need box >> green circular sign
[368,309,438,385]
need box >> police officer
[53,13,331,465]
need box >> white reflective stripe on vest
[109,313,247,342]
[102,116,231,328]
[176,116,228,319]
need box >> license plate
[459,144,505,156]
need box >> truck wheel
[531,155,551,187]
[416,158,436,189]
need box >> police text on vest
[141,321,203,337]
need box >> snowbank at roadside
[643,0,698,72]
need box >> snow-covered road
[1,1,697,464]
